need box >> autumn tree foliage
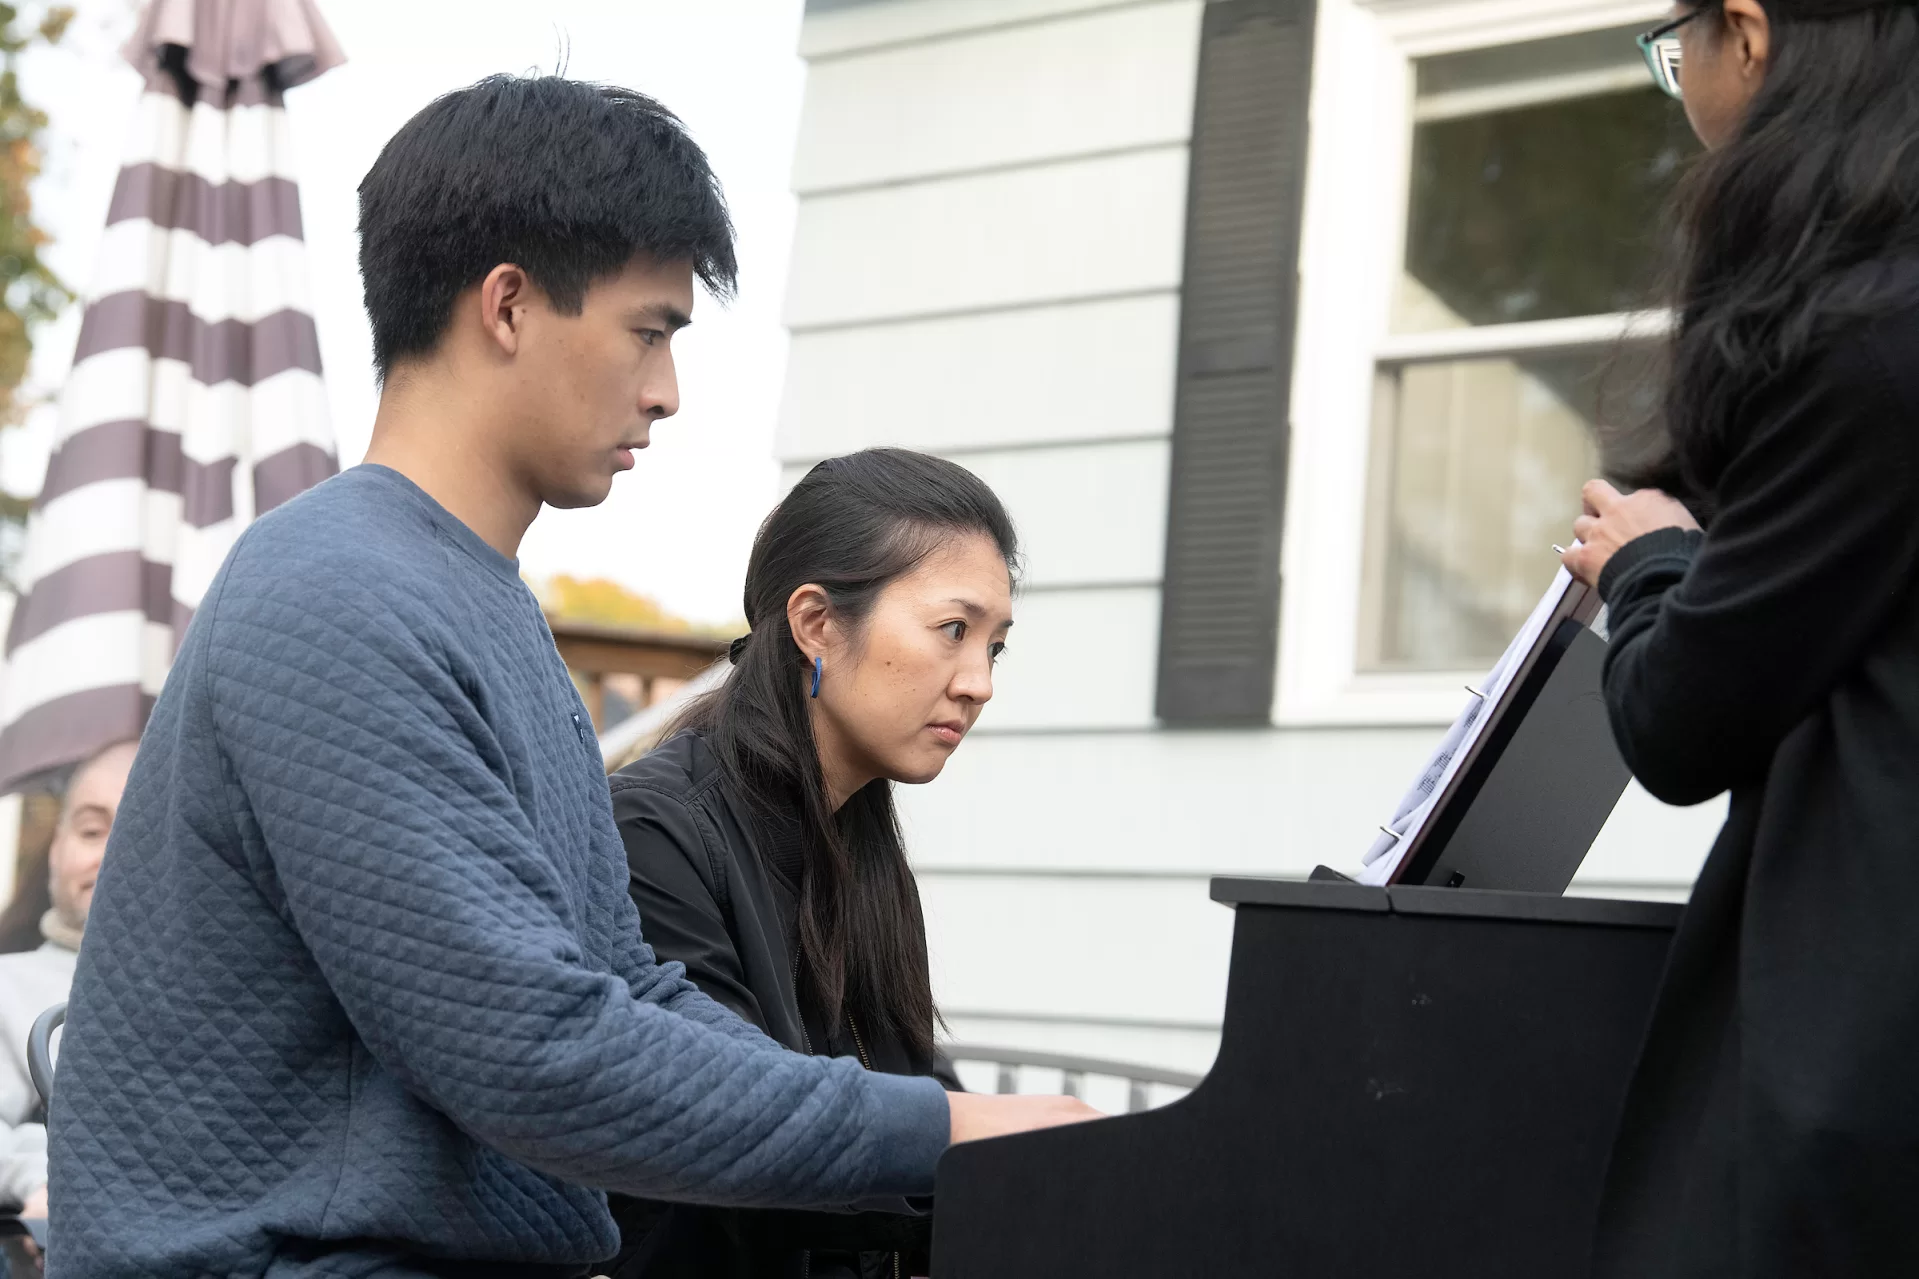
[0,3,75,582]
[534,573,736,637]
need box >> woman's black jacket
[600,730,955,1279]
[1589,266,1919,1277]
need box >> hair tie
[728,634,750,665]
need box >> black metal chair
[24,1005,61,1115]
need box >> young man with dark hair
[47,76,1091,1277]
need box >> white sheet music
[1355,564,1583,886]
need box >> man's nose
[644,352,681,420]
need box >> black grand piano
[932,585,1681,1277]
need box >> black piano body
[932,878,1678,1277]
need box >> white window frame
[1272,0,1671,726]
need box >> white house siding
[781,0,1723,1078]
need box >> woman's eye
[941,620,966,642]
[989,641,1007,663]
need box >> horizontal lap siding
[895,727,1442,875]
[802,0,1195,60]
[919,872,1232,1033]
[955,442,1171,586]
[781,439,1170,588]
[782,0,1202,734]
[784,147,1190,331]
[796,2,1201,193]
[974,588,1161,729]
[896,730,1723,880]
[776,293,1179,460]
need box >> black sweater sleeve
[609,779,769,1032]
[1598,333,1919,806]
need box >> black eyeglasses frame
[1635,5,1714,99]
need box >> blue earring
[810,655,822,698]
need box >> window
[1356,24,1696,672]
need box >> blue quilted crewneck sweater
[46,466,949,1278]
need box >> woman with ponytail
[604,448,1044,1278]
[1560,0,1919,1271]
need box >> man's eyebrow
[635,304,693,332]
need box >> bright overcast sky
[9,0,807,626]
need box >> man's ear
[787,584,836,660]
[478,263,532,359]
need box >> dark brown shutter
[1155,0,1318,725]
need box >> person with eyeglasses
[1558,0,1919,1275]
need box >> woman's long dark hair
[677,448,1019,1063]
[1626,0,1919,501]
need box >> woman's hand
[947,1091,1102,1144]
[1561,480,1700,587]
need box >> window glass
[1365,349,1659,669]
[1394,28,1698,332]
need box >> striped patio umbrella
[0,0,344,792]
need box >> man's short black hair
[357,75,737,380]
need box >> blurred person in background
[0,742,136,1225]
[1560,0,1919,1272]
[607,449,1016,1279]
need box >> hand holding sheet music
[1562,481,1702,587]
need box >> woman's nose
[951,657,994,704]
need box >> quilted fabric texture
[45,465,949,1278]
